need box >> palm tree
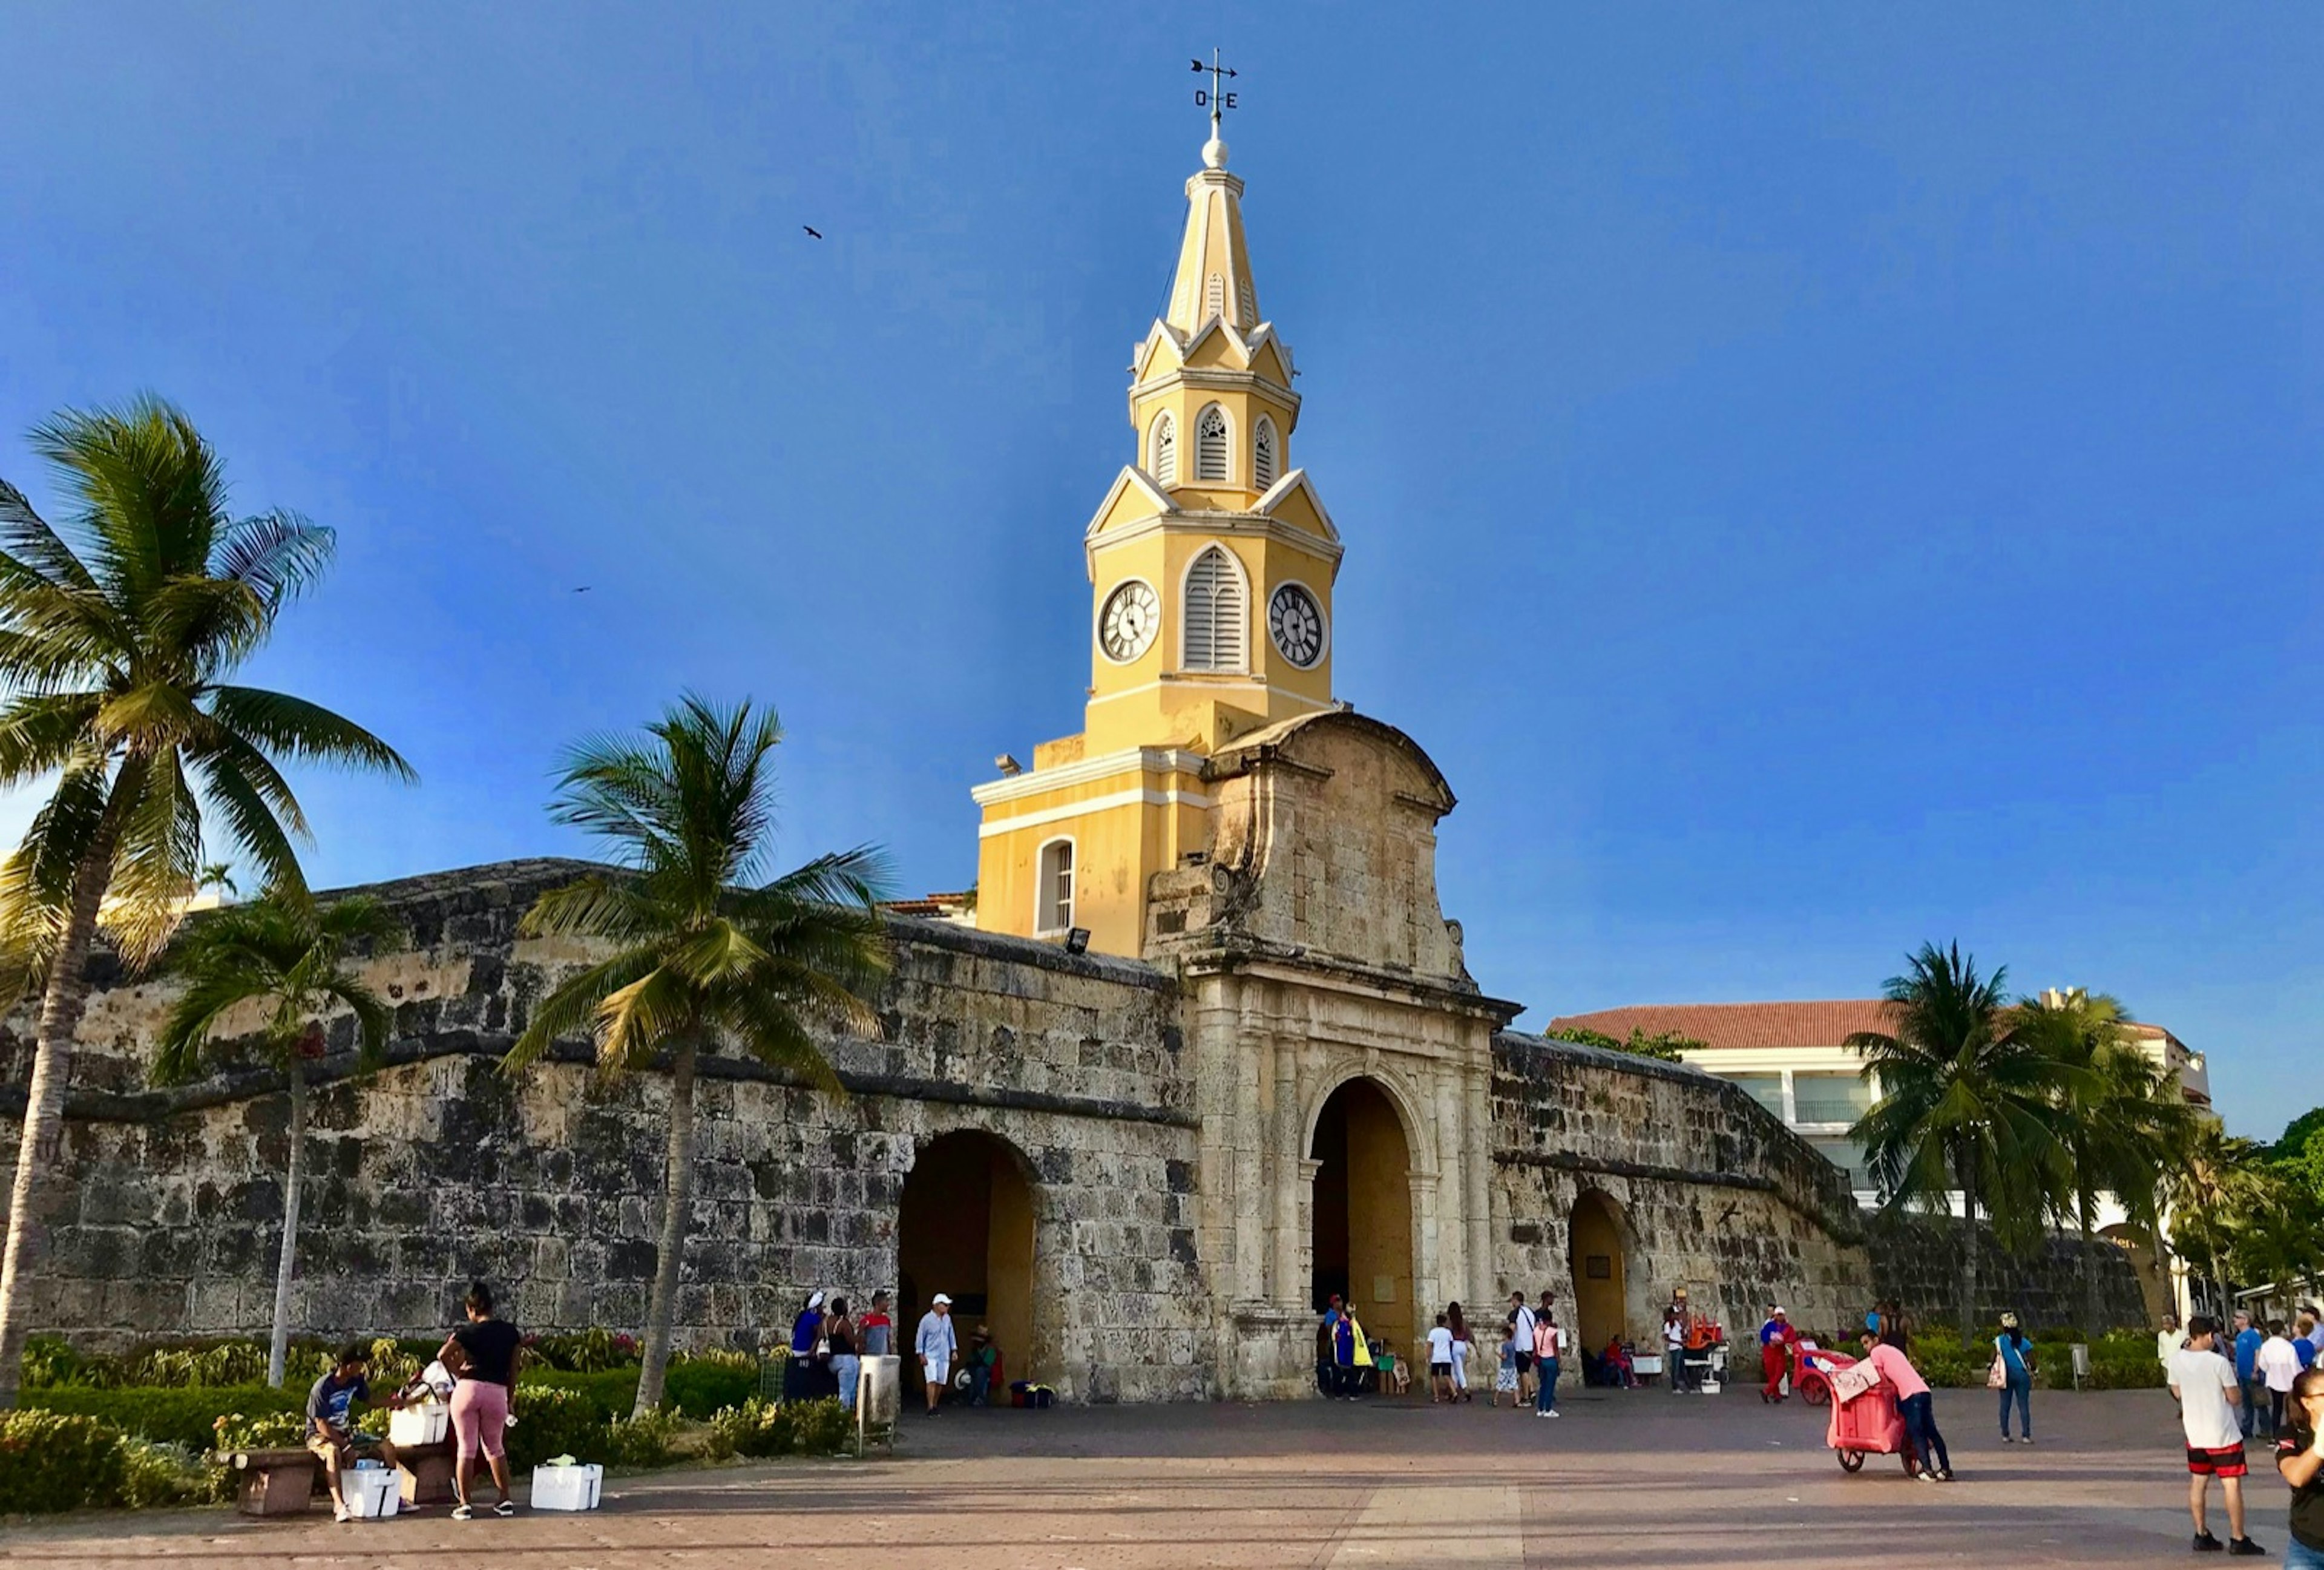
[2018,990,2194,1330]
[503,696,888,1416]
[0,399,413,1406]
[197,862,240,902]
[2162,1122,2278,1316]
[1846,942,2069,1335]
[152,893,399,1385]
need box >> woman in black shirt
[2276,1366,2324,1568]
[440,1281,523,1519]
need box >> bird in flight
[573,586,591,594]
[803,225,823,240]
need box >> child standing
[1426,1313,1457,1403]
[1494,1324,1520,1406]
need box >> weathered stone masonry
[3,841,1876,1400]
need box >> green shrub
[522,1367,639,1420]
[0,1410,131,1514]
[212,1408,307,1453]
[601,1408,681,1469]
[526,1327,639,1373]
[19,1336,87,1391]
[789,1396,852,1456]
[119,1439,219,1509]
[24,1384,304,1450]
[506,1385,607,1472]
[664,1360,753,1417]
[707,1398,795,1459]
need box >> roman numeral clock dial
[1100,579,1159,662]
[1268,583,1325,668]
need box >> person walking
[1859,1330,1949,1482]
[1508,1293,1538,1410]
[2171,1315,2263,1555]
[2160,1313,2190,1378]
[1758,1306,1799,1404]
[2262,1322,2305,1439]
[2299,1313,2321,1372]
[1533,1304,1565,1418]
[1492,1321,1520,1407]
[1447,1301,1474,1403]
[825,1296,862,1414]
[439,1281,521,1520]
[1994,1312,2034,1443]
[1426,1312,1458,1403]
[2236,1312,2267,1442]
[915,1293,956,1416]
[2274,1365,2324,1568]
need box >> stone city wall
[0,861,1211,1402]
[1866,1215,2148,1335]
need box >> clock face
[1099,579,1160,662]
[1269,583,1326,668]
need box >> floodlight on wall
[1064,927,1091,955]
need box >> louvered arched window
[1195,404,1229,482]
[1149,411,1176,485]
[1205,274,1225,323]
[1239,277,1256,324]
[1253,416,1278,488]
[1182,545,1247,671]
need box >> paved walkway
[0,1388,2287,1567]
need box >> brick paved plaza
[0,1388,2282,1567]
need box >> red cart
[1822,1356,1917,1476]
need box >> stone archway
[1569,1190,1630,1357]
[1310,1077,1417,1364]
[897,1129,1039,1396]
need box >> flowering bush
[0,1411,131,1514]
[211,1408,307,1453]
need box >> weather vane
[1190,48,1239,138]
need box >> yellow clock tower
[972,115,1342,956]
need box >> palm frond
[205,686,415,781]
[209,510,336,606]
[0,478,99,594]
[504,946,663,1073]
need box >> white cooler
[341,1467,400,1519]
[530,1462,603,1512]
[389,1405,448,1446]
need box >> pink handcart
[1822,1356,1917,1476]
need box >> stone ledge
[1492,1146,1866,1246]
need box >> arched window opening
[1183,545,1246,671]
[1036,838,1074,934]
[1195,405,1230,484]
[1149,411,1177,485]
[1205,274,1225,323]
[1253,417,1278,488]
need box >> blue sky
[3,5,2318,1138]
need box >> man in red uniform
[1758,1306,1799,1403]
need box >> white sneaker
[1547,1410,1561,1418]
[333,1504,352,1523]
[1535,1409,1551,1418]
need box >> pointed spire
[1163,136,1260,338]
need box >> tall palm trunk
[2078,1191,2101,1335]
[633,1040,697,1419]
[0,768,140,1409]
[266,1062,308,1388]
[1958,1147,1980,1338]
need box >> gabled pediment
[1247,331,1293,386]
[1135,320,1189,380]
[1253,468,1339,544]
[1083,465,1179,543]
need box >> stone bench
[395,1439,457,1505]
[220,1447,319,1516]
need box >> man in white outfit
[916,1293,957,1416]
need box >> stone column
[1272,1038,1302,1305]
[1465,1054,1494,1306]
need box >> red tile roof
[1546,1000,1902,1051]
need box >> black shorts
[1513,1352,1534,1373]
[1430,1362,1452,1375]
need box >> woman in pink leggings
[440,1281,523,1519]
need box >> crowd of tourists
[781,1287,1006,1417]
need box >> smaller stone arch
[896,1128,1044,1395]
[1567,1187,1640,1360]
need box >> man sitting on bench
[307,1343,403,1521]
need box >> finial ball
[1203,135,1229,169]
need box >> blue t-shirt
[1995,1331,2029,1378]
[2299,1336,2319,1371]
[304,1371,369,1437]
[2236,1327,2264,1382]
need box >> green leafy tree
[503,696,890,1417]
[0,398,412,1407]
[1552,1026,1706,1064]
[151,893,399,1385]
[1847,942,2069,1335]
[2017,990,2194,1331]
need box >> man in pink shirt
[1860,1330,1952,1482]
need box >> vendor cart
[1823,1356,1915,1476]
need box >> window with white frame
[1205,273,1225,322]
[1253,416,1278,487]
[1149,410,1176,485]
[1182,545,1247,670]
[1195,404,1229,482]
[1036,838,1074,934]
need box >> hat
[932,1293,953,1306]
[1771,1307,1788,1317]
[806,1290,825,1310]
[2000,1312,2019,1329]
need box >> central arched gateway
[896,1129,1039,1395]
[1569,1190,1630,1358]
[1310,1077,1416,1363]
